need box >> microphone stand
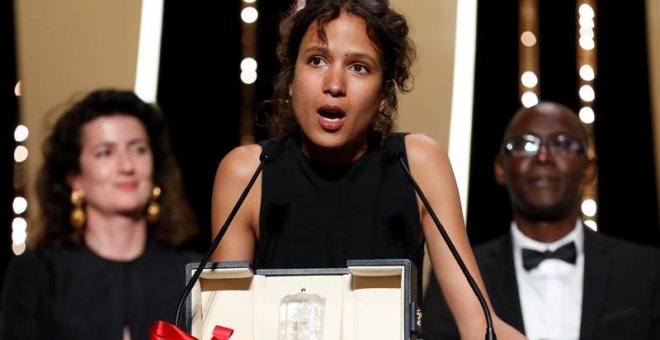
[395,157,496,340]
[173,150,274,329]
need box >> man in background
[423,101,660,340]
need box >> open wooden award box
[183,259,422,340]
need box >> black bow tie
[522,242,577,271]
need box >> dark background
[1,0,20,287]
[466,0,660,247]
[1,0,658,286]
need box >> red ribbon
[211,325,234,340]
[149,320,233,340]
[150,321,198,340]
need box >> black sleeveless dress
[256,133,424,273]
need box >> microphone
[173,141,280,329]
[383,136,496,340]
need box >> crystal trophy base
[278,288,325,340]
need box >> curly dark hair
[32,89,198,249]
[267,0,416,140]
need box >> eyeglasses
[502,134,586,157]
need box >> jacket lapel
[579,228,610,340]
[482,235,526,333]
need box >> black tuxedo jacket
[422,227,660,340]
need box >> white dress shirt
[511,220,585,340]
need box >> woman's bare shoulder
[216,144,264,179]
[403,133,449,163]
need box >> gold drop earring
[147,186,161,223]
[70,189,86,229]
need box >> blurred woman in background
[0,89,199,340]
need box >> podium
[183,259,422,340]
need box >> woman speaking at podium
[211,1,525,339]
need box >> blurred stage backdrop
[1,0,659,288]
